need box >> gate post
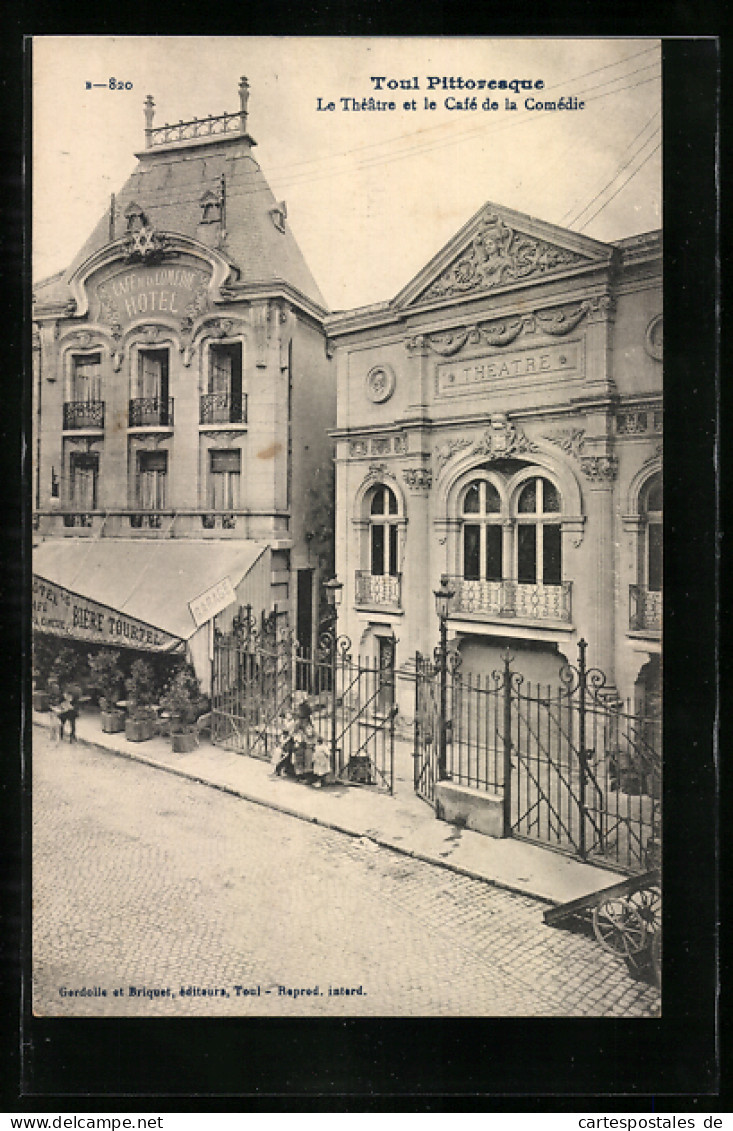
[577,638,588,860]
[502,651,513,838]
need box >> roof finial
[238,76,250,135]
[144,95,155,147]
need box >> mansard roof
[34,127,326,314]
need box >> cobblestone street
[33,728,660,1017]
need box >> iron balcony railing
[446,576,573,623]
[148,111,242,148]
[200,391,248,425]
[128,396,174,427]
[355,571,402,608]
[63,400,105,430]
[629,584,662,632]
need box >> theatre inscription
[436,341,581,397]
[94,264,211,329]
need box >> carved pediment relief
[421,212,586,301]
[400,204,612,309]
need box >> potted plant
[32,636,55,711]
[160,664,201,753]
[88,649,125,733]
[124,658,158,742]
[32,658,51,713]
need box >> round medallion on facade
[645,315,663,360]
[365,365,396,403]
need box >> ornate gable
[398,203,613,308]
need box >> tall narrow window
[204,343,243,424]
[70,452,98,510]
[210,449,241,510]
[135,349,170,425]
[516,476,562,584]
[461,479,503,581]
[72,355,101,403]
[137,450,167,510]
[369,485,398,576]
[641,474,662,592]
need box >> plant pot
[172,730,197,753]
[33,690,50,712]
[101,708,126,734]
[125,717,155,742]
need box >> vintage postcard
[30,36,667,1024]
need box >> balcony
[446,577,573,624]
[355,571,402,609]
[129,512,171,530]
[62,513,94,528]
[629,584,662,633]
[128,397,174,427]
[200,391,248,425]
[63,400,105,430]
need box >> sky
[32,36,662,311]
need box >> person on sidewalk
[310,737,332,788]
[53,691,79,742]
[271,707,296,777]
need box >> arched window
[516,476,562,585]
[640,473,662,592]
[369,485,399,577]
[461,479,503,581]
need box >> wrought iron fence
[415,640,661,873]
[212,614,395,792]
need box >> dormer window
[269,201,287,233]
[124,202,148,233]
[200,191,222,224]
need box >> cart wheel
[628,885,661,936]
[592,897,647,957]
[650,930,662,987]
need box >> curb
[35,718,560,906]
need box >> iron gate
[414,641,661,873]
[212,617,395,792]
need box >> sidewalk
[32,707,623,906]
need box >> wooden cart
[544,868,661,986]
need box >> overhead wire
[131,68,661,213]
[560,110,661,227]
[121,48,661,204]
[577,142,661,231]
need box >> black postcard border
[2,30,721,1109]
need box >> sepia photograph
[31,35,664,1021]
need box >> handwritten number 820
[109,79,133,90]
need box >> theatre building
[327,203,662,720]
[32,81,333,691]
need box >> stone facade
[327,203,662,719]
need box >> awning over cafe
[33,539,268,652]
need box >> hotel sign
[32,576,184,653]
[93,263,211,329]
[436,341,581,397]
